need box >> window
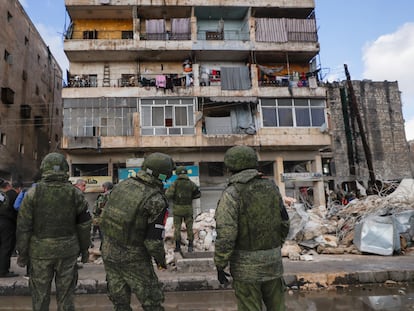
[24,36,29,45]
[7,11,12,22]
[141,98,195,135]
[20,105,31,119]
[122,31,133,39]
[83,30,98,39]
[1,88,14,105]
[34,116,43,128]
[22,70,27,81]
[261,98,325,128]
[35,85,39,95]
[4,50,12,64]
[207,162,224,176]
[258,161,274,176]
[72,164,108,177]
[19,144,24,154]
[63,97,138,137]
[0,133,6,145]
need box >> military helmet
[40,152,69,173]
[224,146,258,172]
[175,166,188,175]
[142,152,175,181]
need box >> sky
[19,0,414,140]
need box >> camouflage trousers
[29,255,78,311]
[173,213,194,242]
[233,277,285,311]
[104,260,164,311]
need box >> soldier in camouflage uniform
[214,146,290,311]
[92,181,113,242]
[100,152,175,311]
[165,166,201,252]
[16,152,92,311]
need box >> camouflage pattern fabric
[233,278,285,311]
[16,170,91,311]
[165,174,200,242]
[29,256,79,311]
[100,169,168,311]
[93,191,110,226]
[214,168,289,310]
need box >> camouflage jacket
[16,172,91,261]
[93,190,111,225]
[165,174,201,216]
[100,170,167,265]
[214,169,290,282]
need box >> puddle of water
[1,285,414,310]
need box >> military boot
[188,240,193,253]
[174,241,181,252]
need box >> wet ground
[1,284,414,311]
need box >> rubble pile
[167,179,414,260]
[88,179,414,263]
[165,209,216,256]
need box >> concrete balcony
[65,0,314,10]
[61,112,331,151]
[63,84,196,98]
[63,83,326,99]
[64,39,193,62]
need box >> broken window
[0,133,6,145]
[72,164,108,177]
[202,101,257,135]
[1,87,14,105]
[34,116,43,128]
[20,104,31,119]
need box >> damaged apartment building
[62,0,330,208]
[0,0,62,182]
[62,0,411,209]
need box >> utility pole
[344,64,376,187]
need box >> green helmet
[40,152,69,174]
[224,146,258,172]
[142,152,175,181]
[175,166,188,175]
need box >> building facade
[62,0,332,208]
[326,80,413,195]
[0,0,63,183]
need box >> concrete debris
[89,179,414,263]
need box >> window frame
[140,98,195,136]
[261,98,325,128]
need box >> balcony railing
[67,75,98,88]
[140,32,191,41]
[288,31,318,42]
[259,75,319,88]
[197,30,250,41]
